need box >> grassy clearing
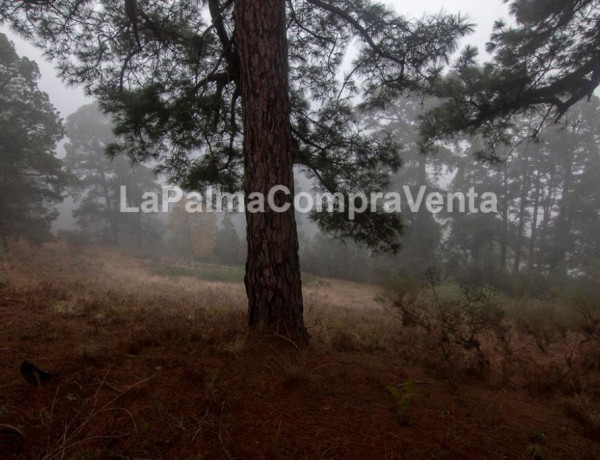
[149,262,246,283]
[149,261,317,285]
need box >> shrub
[572,294,600,368]
[378,276,423,327]
[386,382,420,426]
[573,294,600,344]
[509,300,570,355]
[381,268,510,375]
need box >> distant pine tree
[0,33,67,248]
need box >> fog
[2,1,600,457]
[1,0,598,286]
[1,0,511,234]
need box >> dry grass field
[1,241,600,459]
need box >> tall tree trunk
[536,198,553,270]
[98,161,120,247]
[528,174,541,271]
[499,168,509,270]
[513,166,531,273]
[235,0,307,342]
[549,145,576,273]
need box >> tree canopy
[65,103,163,249]
[421,0,600,151]
[0,32,66,247]
[0,0,475,250]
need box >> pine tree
[65,103,163,249]
[421,0,600,150]
[0,0,473,341]
[0,33,66,248]
[363,97,448,274]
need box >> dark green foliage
[311,204,403,253]
[0,0,473,251]
[0,33,67,246]
[421,0,600,153]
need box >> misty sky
[0,0,510,120]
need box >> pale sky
[0,0,510,120]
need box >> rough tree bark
[234,0,308,343]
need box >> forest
[1,0,600,458]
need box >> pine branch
[305,0,407,68]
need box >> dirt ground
[1,243,599,459]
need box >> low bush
[381,268,510,376]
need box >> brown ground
[0,242,599,459]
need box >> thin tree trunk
[513,166,531,273]
[499,168,509,270]
[528,172,541,271]
[536,200,553,270]
[235,0,307,343]
[98,160,120,247]
[184,214,196,264]
[550,151,575,272]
